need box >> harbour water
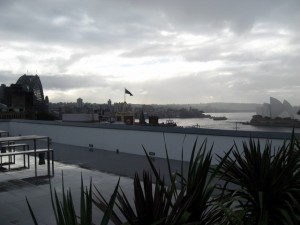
[158,112,300,133]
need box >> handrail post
[34,139,37,177]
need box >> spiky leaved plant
[166,137,228,224]
[94,135,229,224]
[218,132,300,225]
[94,170,179,225]
[27,173,120,225]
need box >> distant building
[77,98,83,108]
[108,99,112,110]
[149,116,159,126]
[115,111,134,125]
[256,97,300,120]
[0,84,33,112]
[114,102,132,112]
[0,74,50,119]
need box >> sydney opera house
[251,97,300,127]
[256,97,300,120]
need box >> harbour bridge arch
[16,74,46,111]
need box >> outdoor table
[0,135,54,176]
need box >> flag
[125,88,133,96]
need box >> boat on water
[212,116,227,121]
[160,119,177,127]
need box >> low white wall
[62,114,98,122]
[0,120,287,164]
[0,121,10,133]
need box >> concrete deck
[0,142,189,225]
[0,144,134,225]
[52,142,190,180]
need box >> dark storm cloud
[2,0,300,44]
[0,0,292,47]
[0,0,163,50]
[0,0,299,54]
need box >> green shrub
[218,133,300,225]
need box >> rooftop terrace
[0,141,187,225]
[0,120,297,224]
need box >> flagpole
[124,88,126,103]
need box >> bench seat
[0,148,52,156]
[0,149,54,174]
[1,143,29,149]
[1,143,29,166]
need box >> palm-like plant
[94,171,176,225]
[27,173,120,225]
[94,137,228,225]
[218,133,300,225]
[177,138,226,224]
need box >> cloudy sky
[1,0,300,105]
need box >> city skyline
[0,1,300,105]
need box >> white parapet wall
[0,120,295,164]
[62,113,99,122]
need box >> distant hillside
[145,103,261,113]
[132,102,262,113]
[196,103,261,113]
